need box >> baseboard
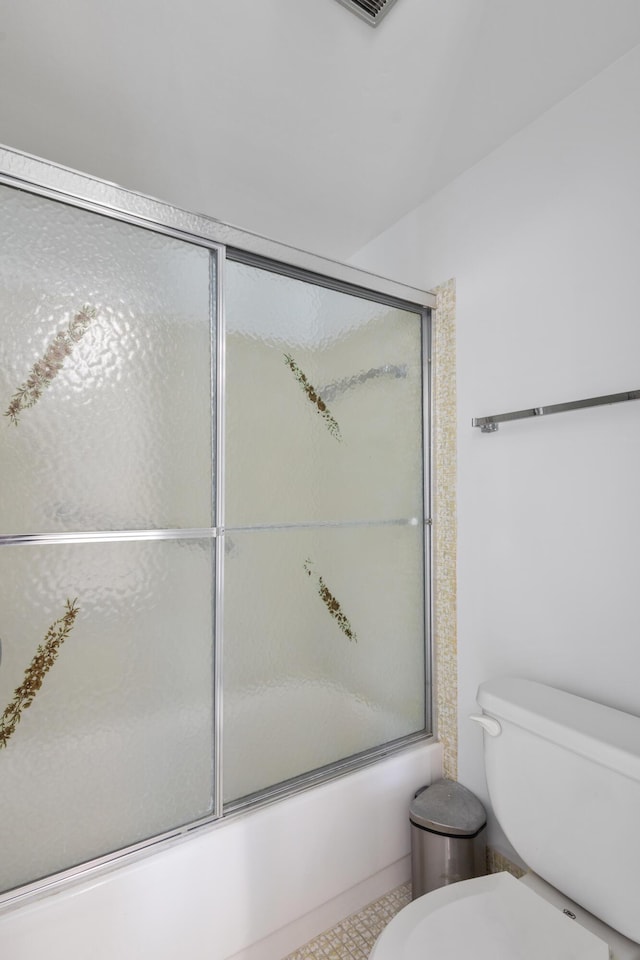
[225,856,411,960]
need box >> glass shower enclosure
[0,145,434,901]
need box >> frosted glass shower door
[0,186,214,533]
[0,185,216,894]
[224,257,427,803]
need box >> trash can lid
[409,779,487,836]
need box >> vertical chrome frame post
[213,249,226,819]
[421,307,434,737]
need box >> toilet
[371,677,640,959]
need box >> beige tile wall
[433,279,458,782]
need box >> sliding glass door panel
[223,522,426,803]
[0,538,215,894]
[0,185,213,534]
[225,259,424,527]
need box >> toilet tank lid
[477,678,640,783]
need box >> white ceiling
[1,0,640,260]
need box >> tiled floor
[282,882,411,960]
[282,846,524,958]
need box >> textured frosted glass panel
[0,185,213,533]
[0,539,214,893]
[223,523,425,802]
[225,261,423,526]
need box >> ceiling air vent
[333,0,401,27]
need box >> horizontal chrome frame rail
[0,528,219,546]
[472,388,640,433]
[225,516,428,533]
[227,247,427,314]
[0,519,431,547]
[0,144,436,310]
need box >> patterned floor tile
[283,882,411,960]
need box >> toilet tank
[477,677,640,944]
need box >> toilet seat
[370,872,610,959]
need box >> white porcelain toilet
[371,677,640,959]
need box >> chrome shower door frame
[0,143,435,908]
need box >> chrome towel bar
[473,389,640,433]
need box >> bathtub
[0,739,441,960]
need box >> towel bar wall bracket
[473,389,640,433]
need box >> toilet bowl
[371,678,640,960]
[370,871,640,959]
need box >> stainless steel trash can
[409,779,487,899]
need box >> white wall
[0,742,441,960]
[353,43,640,856]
